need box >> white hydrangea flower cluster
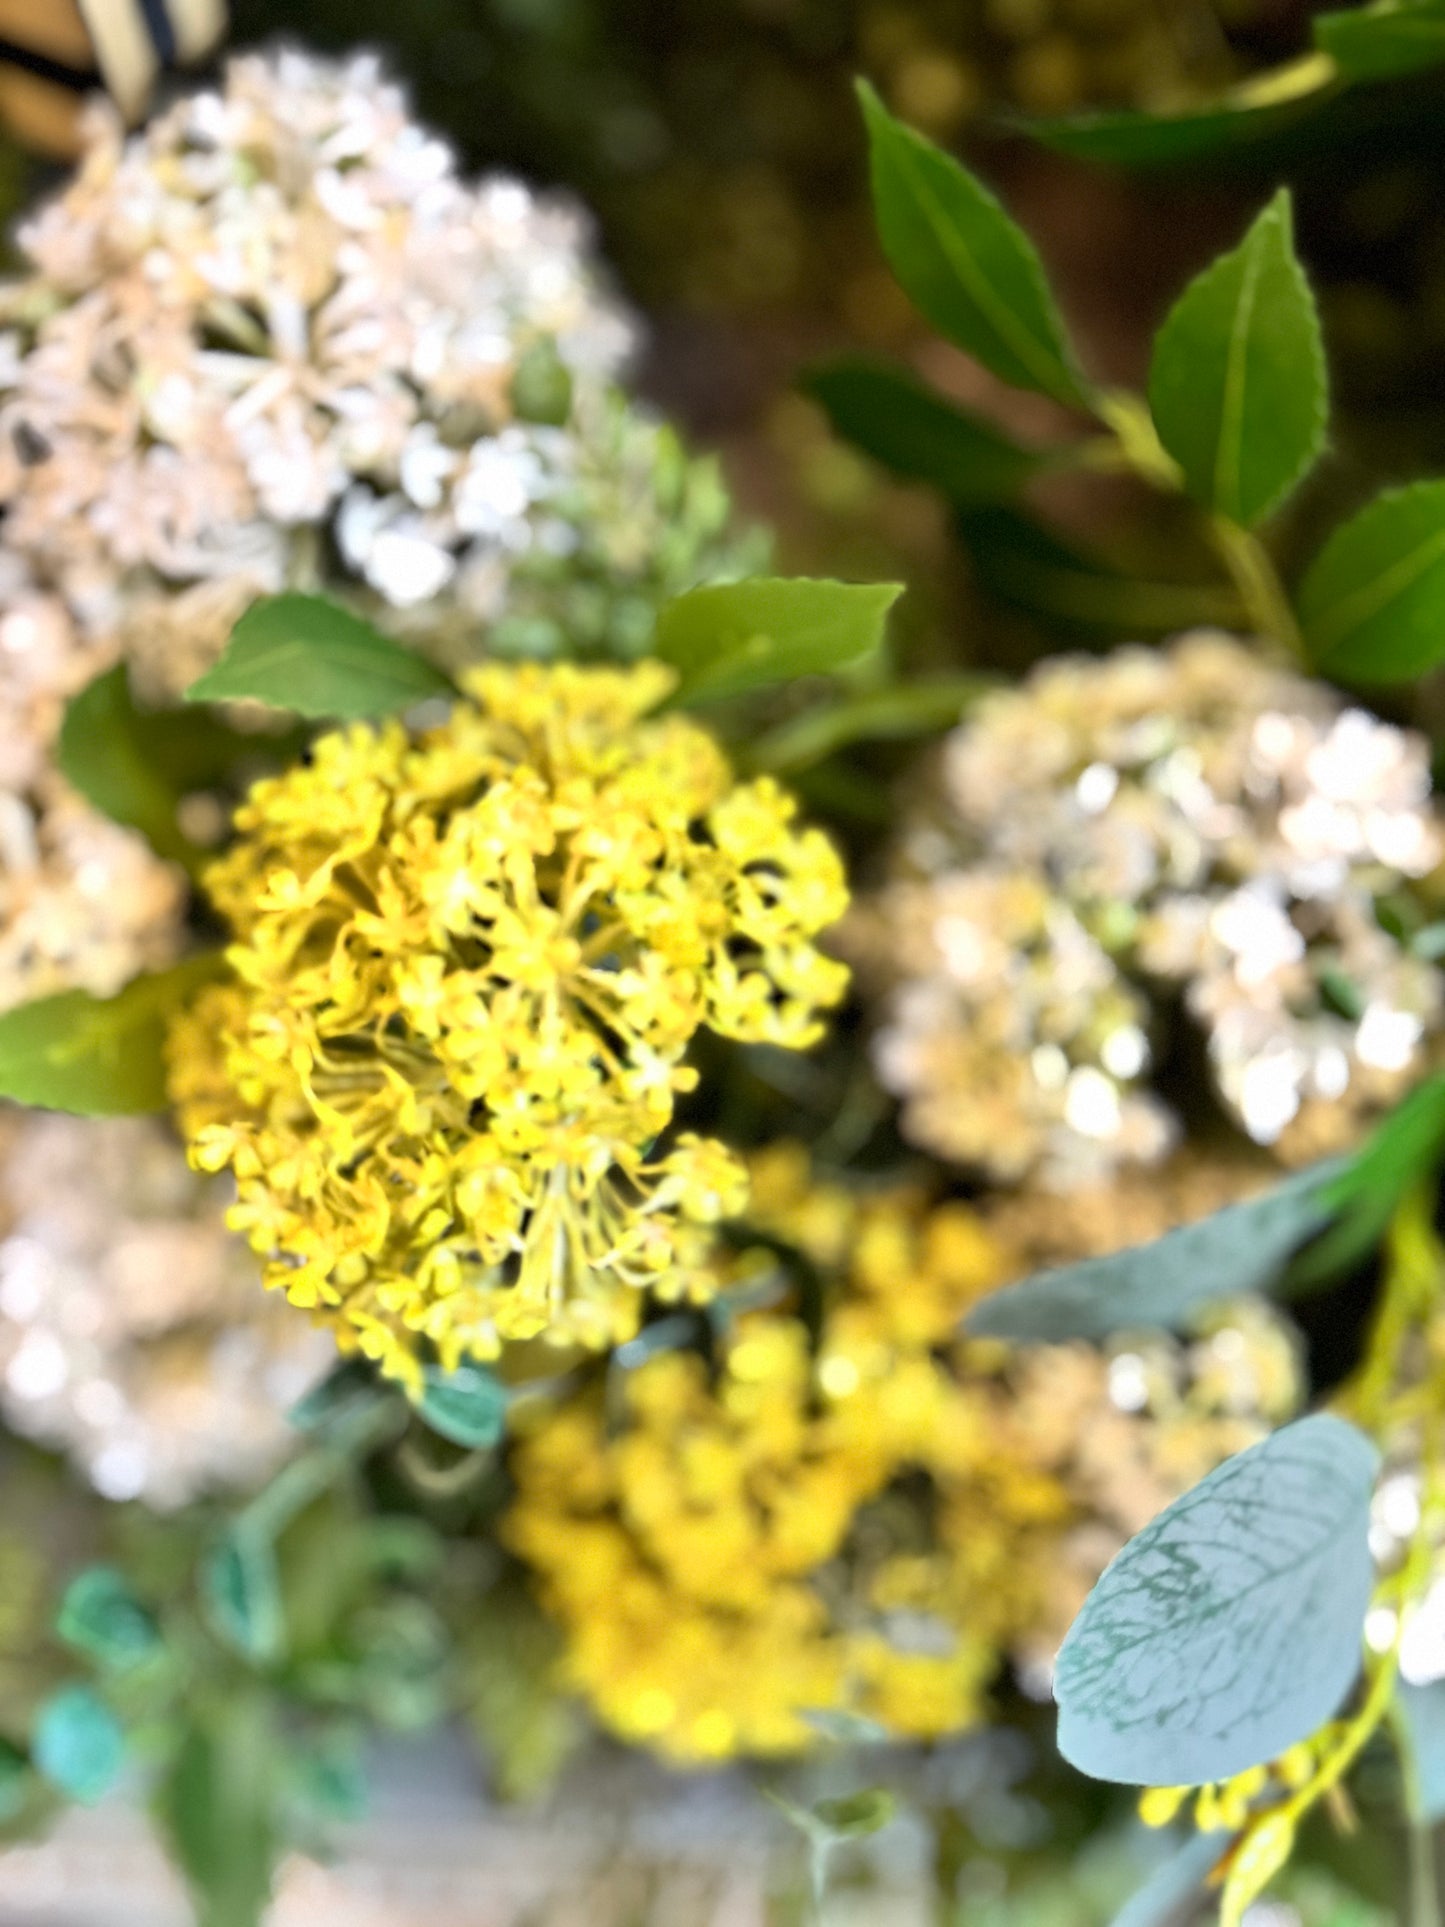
[854,633,1444,1186]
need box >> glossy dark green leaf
[418,1361,509,1450]
[656,576,902,707]
[32,1686,126,1804]
[966,1157,1347,1342]
[1399,1680,1445,1823]
[956,508,1245,634]
[159,1701,278,1927]
[858,81,1085,407]
[1149,191,1326,528]
[1020,76,1333,169]
[185,594,454,719]
[1301,481,1445,680]
[201,1531,286,1665]
[56,1567,161,1673]
[751,675,991,772]
[802,357,1045,503]
[1055,1415,1379,1785]
[1313,2,1445,81]
[0,953,224,1116]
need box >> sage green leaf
[1110,1831,1231,1927]
[1149,190,1327,528]
[185,593,454,719]
[1055,1414,1379,1785]
[160,1701,278,1927]
[858,81,1085,407]
[1300,481,1445,680]
[58,664,307,864]
[966,1157,1347,1343]
[289,1359,392,1436]
[32,1687,126,1805]
[1398,1681,1445,1823]
[418,1361,509,1450]
[201,1531,286,1666]
[750,675,990,772]
[655,576,902,707]
[1314,3,1445,82]
[957,508,1245,634]
[56,1567,161,1673]
[802,357,1045,503]
[0,953,224,1116]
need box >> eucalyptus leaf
[1313,2,1445,82]
[858,81,1085,407]
[802,357,1045,503]
[1109,1830,1231,1927]
[418,1361,509,1451]
[185,593,454,719]
[0,953,224,1116]
[1300,481,1445,680]
[1054,1414,1379,1785]
[56,1567,161,1673]
[966,1157,1347,1343]
[1149,190,1327,528]
[1398,1680,1445,1824]
[32,1686,126,1805]
[201,1531,287,1666]
[655,576,901,707]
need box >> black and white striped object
[0,0,226,153]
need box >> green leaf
[802,357,1045,503]
[966,1157,1347,1343]
[655,576,902,707]
[1313,3,1445,82]
[58,664,307,866]
[750,675,991,772]
[185,594,454,719]
[418,1361,509,1450]
[1300,481,1445,680]
[159,1701,278,1927]
[1055,1414,1379,1785]
[857,81,1085,407]
[1021,75,1333,170]
[1287,1073,1445,1287]
[201,1531,286,1666]
[1110,1831,1231,1927]
[32,1686,126,1805]
[288,1359,393,1436]
[811,1790,898,1839]
[1149,190,1327,528]
[0,953,224,1116]
[956,508,1245,634]
[56,1567,162,1673]
[509,335,574,426]
[0,1739,31,1825]
[1398,1681,1445,1824]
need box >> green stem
[1207,517,1303,661]
[1412,1821,1442,1927]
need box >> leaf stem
[1207,517,1303,661]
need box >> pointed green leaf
[1313,3,1445,82]
[858,81,1085,407]
[1149,190,1327,528]
[185,594,454,719]
[159,1701,279,1927]
[1022,68,1336,169]
[0,953,224,1116]
[1300,481,1445,680]
[1288,1072,1445,1286]
[1055,1414,1379,1785]
[656,576,902,707]
[32,1687,126,1805]
[966,1157,1347,1343]
[418,1362,509,1450]
[57,1567,162,1673]
[802,357,1045,503]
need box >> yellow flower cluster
[504,1154,1075,1763]
[166,663,849,1388]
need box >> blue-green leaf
[1055,1414,1379,1785]
[56,1567,161,1673]
[858,81,1085,407]
[802,357,1046,503]
[201,1531,286,1665]
[655,576,902,707]
[1301,481,1445,681]
[418,1362,509,1450]
[1149,190,1327,528]
[32,1687,126,1805]
[966,1158,1347,1343]
[185,593,454,719]
[1398,1680,1445,1824]
[1109,1830,1232,1927]
[0,953,224,1116]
